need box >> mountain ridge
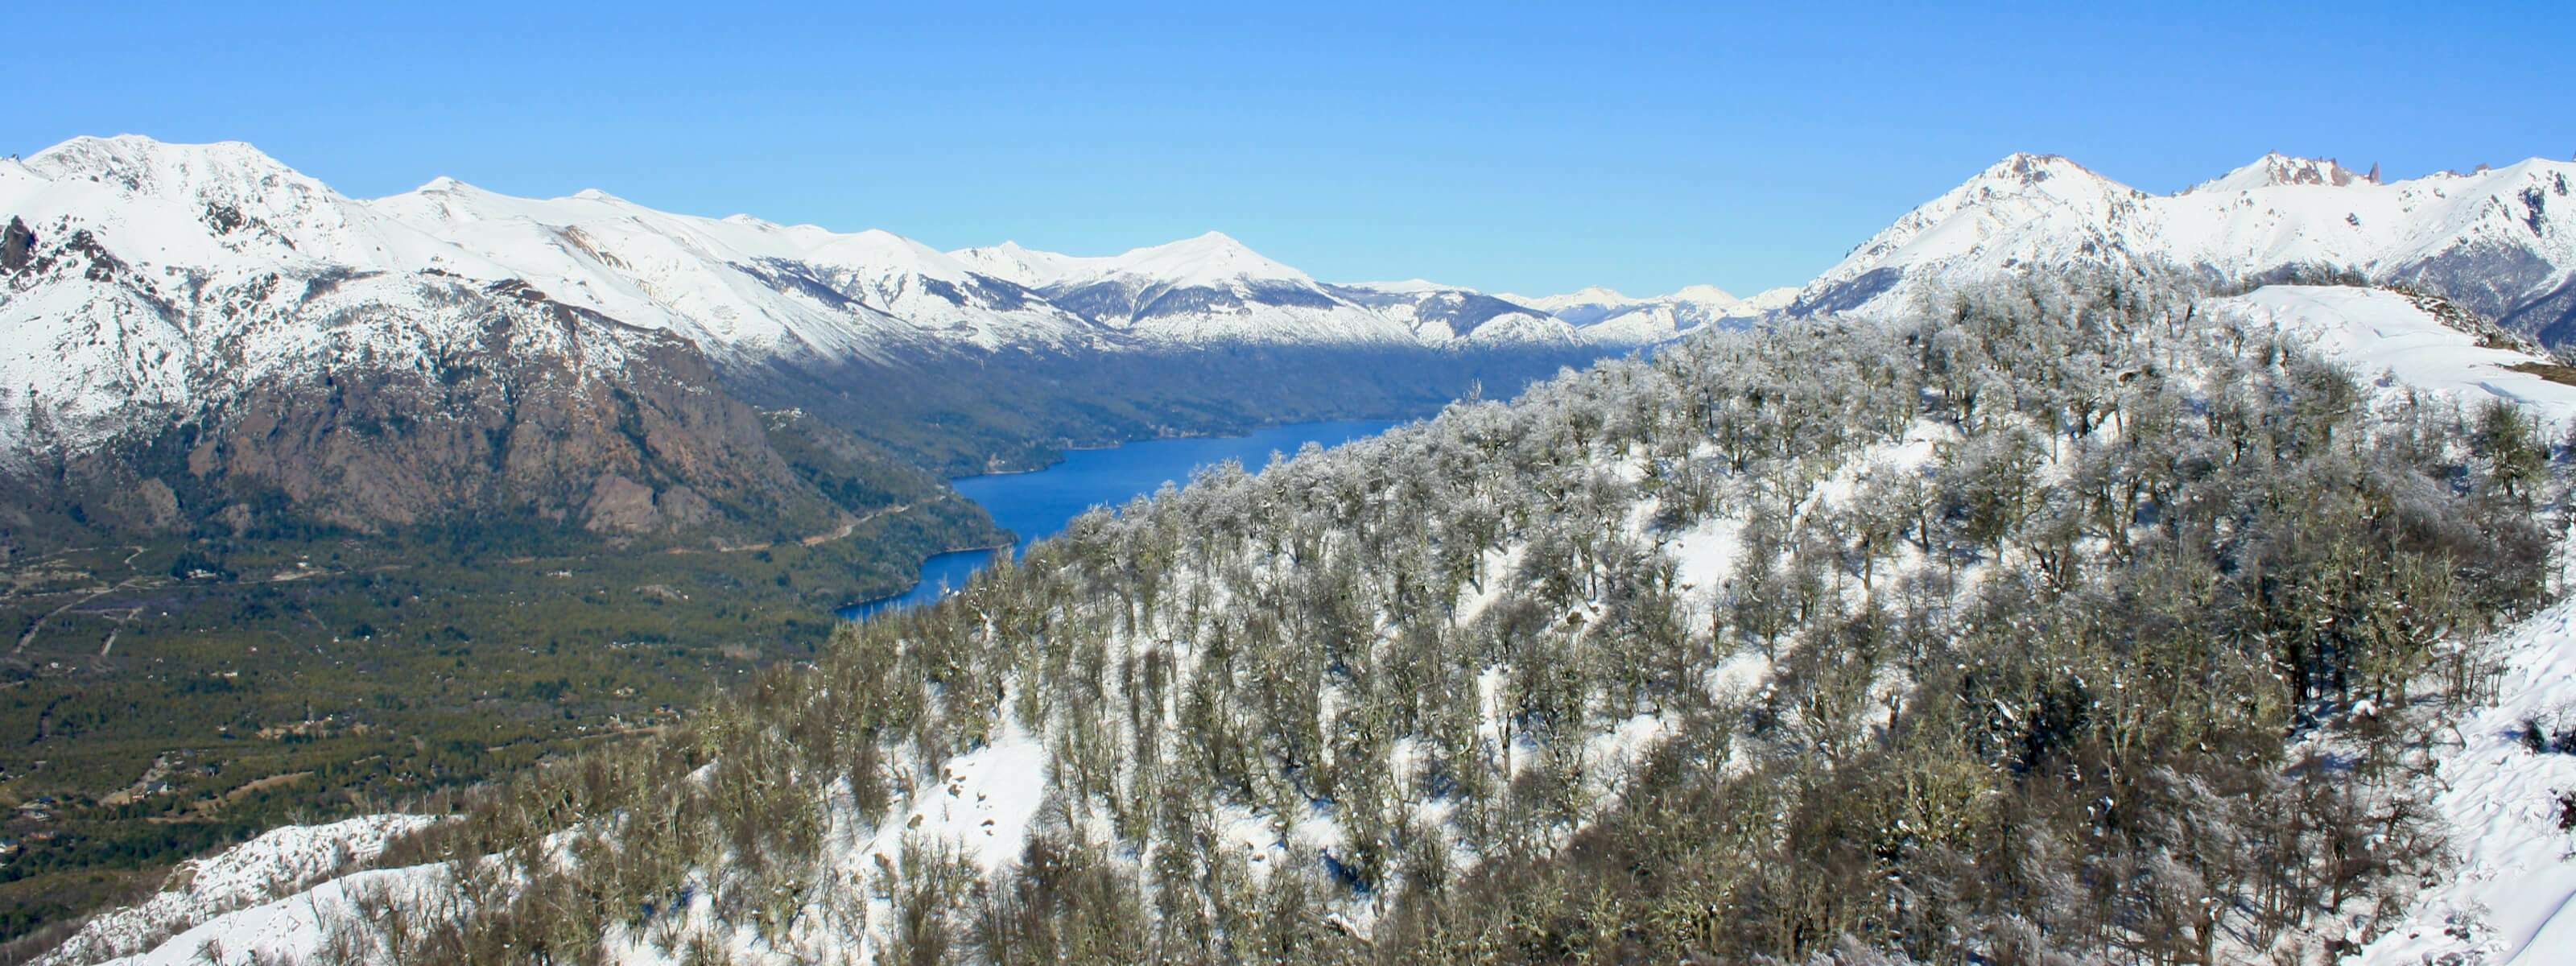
[0,134,1686,544]
[1790,150,2576,342]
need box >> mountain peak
[1109,231,1306,287]
[1973,152,2113,190]
[1151,230,1257,258]
[799,227,981,283]
[1662,283,1740,304]
[947,240,1092,288]
[1497,286,1641,316]
[2186,152,2373,194]
[1899,153,2148,216]
[838,226,947,258]
[1905,154,2146,213]
[26,134,310,192]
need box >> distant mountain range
[2,136,1751,378]
[7,134,2573,547]
[0,136,1753,544]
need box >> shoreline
[833,540,1016,617]
[853,415,1413,621]
[965,413,1425,480]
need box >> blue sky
[6,2,2570,296]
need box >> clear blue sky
[6,2,2570,296]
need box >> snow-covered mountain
[2,134,1706,539]
[1792,151,2576,343]
[2,134,1702,382]
[951,232,1422,345]
[949,237,1773,349]
[2182,151,2376,193]
[2,136,1702,462]
[1500,283,1794,343]
[366,179,1107,360]
[0,136,917,537]
[2,134,1112,366]
[1326,279,1583,346]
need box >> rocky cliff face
[0,248,846,547]
[184,289,832,537]
[0,135,914,549]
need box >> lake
[838,419,1402,619]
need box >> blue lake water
[838,419,1401,620]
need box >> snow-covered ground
[2218,286,2576,426]
[860,712,1051,877]
[88,865,452,966]
[2358,585,2576,965]
[36,814,442,966]
[2250,283,2576,964]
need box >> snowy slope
[2205,284,2576,966]
[946,239,1090,289]
[35,814,443,966]
[0,144,666,454]
[1735,285,1800,315]
[952,231,1307,293]
[2356,590,2576,966]
[2301,283,2576,964]
[1054,233,1423,345]
[1796,151,2576,341]
[13,136,457,273]
[2215,285,2576,425]
[368,181,1104,357]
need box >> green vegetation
[0,467,1002,954]
[2508,360,2576,387]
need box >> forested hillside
[56,270,2572,964]
[0,134,1643,947]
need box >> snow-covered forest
[68,270,2576,965]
